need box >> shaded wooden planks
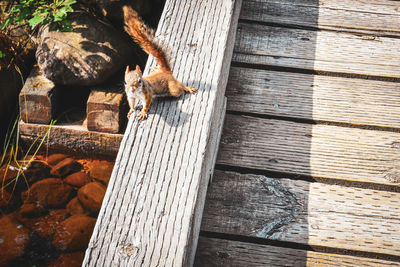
[217,114,400,186]
[195,237,400,267]
[200,170,400,256]
[233,23,400,78]
[240,0,400,36]
[83,0,242,266]
[226,67,400,128]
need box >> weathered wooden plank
[217,114,400,186]
[195,237,400,266]
[19,121,123,158]
[233,23,400,78]
[226,67,400,128]
[19,66,57,124]
[83,0,242,266]
[240,0,400,36]
[200,170,400,256]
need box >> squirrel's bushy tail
[123,6,171,73]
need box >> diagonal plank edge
[83,0,242,266]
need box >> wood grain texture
[226,67,400,128]
[83,0,241,266]
[217,114,400,186]
[86,89,127,134]
[19,121,123,158]
[195,237,400,267]
[240,0,400,36]
[19,66,57,124]
[200,170,400,256]
[233,22,400,78]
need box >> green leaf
[0,50,5,58]
[1,17,12,30]
[28,15,46,29]
[62,0,77,6]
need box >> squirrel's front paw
[137,111,148,120]
[127,109,134,119]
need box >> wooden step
[200,170,400,256]
[226,67,400,128]
[233,23,400,78]
[82,0,242,266]
[217,114,400,186]
[195,237,400,267]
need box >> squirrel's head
[124,65,143,93]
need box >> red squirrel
[123,6,196,120]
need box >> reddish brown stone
[53,214,96,251]
[0,191,14,208]
[50,158,83,177]
[88,160,114,185]
[22,178,72,208]
[77,182,106,213]
[0,214,30,266]
[64,172,91,188]
[66,197,90,216]
[18,203,46,218]
[48,252,84,267]
[45,154,69,167]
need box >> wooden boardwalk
[196,0,400,266]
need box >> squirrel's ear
[125,65,130,75]
[135,65,142,75]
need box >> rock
[52,214,96,251]
[0,214,30,266]
[36,10,132,86]
[64,172,91,188]
[0,191,14,208]
[88,160,114,185]
[78,182,106,213]
[34,209,68,239]
[66,197,90,216]
[44,154,69,167]
[16,209,68,239]
[51,158,82,177]
[22,178,73,208]
[18,203,46,218]
[48,252,84,267]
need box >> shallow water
[0,153,114,267]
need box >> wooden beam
[19,66,57,124]
[200,170,400,256]
[240,0,400,36]
[217,114,400,186]
[226,67,400,128]
[233,23,400,78]
[83,0,242,266]
[86,88,127,134]
[19,121,123,158]
[195,237,400,267]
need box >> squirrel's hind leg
[168,80,197,97]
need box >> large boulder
[36,10,132,86]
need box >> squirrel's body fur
[123,6,196,120]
